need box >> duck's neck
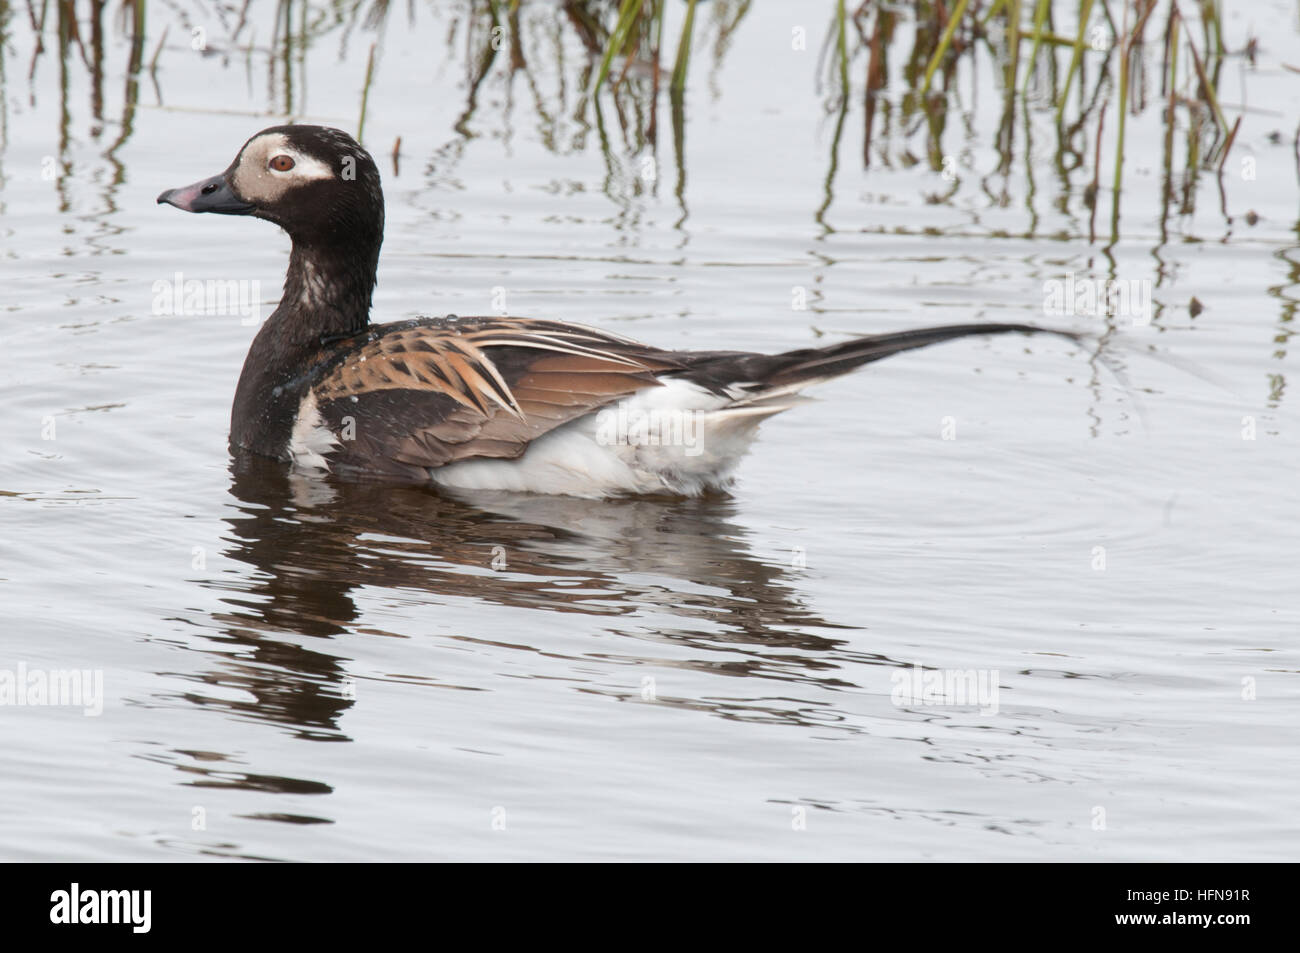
[281,240,379,338]
[230,237,381,459]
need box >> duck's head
[157,124,383,253]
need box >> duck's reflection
[150,459,907,812]
[191,455,869,730]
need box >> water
[1,1,1297,861]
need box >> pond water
[1,1,1297,861]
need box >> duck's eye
[269,155,295,172]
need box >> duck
[158,124,1076,499]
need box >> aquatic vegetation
[6,0,1274,247]
[817,0,1250,246]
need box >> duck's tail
[678,323,1082,403]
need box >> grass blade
[593,0,647,95]
[1056,0,1097,123]
[670,0,698,95]
[920,0,971,97]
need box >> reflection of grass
[590,0,711,97]
[822,0,1244,244]
[10,0,1252,243]
[415,0,752,228]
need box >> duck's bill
[156,174,254,215]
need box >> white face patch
[231,132,336,204]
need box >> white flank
[288,391,340,471]
[430,378,794,498]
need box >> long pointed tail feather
[678,322,1081,396]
